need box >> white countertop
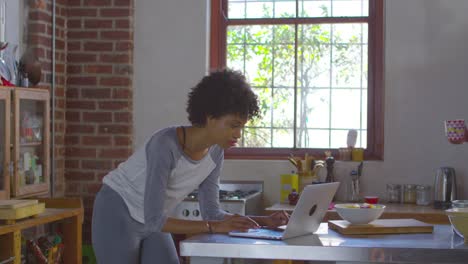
[180,224,468,263]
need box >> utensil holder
[298,171,318,193]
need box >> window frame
[210,0,385,160]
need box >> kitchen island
[180,224,468,264]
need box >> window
[210,0,384,159]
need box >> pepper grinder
[349,170,360,202]
[325,156,335,183]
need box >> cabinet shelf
[0,198,83,264]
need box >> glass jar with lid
[386,184,401,203]
[403,184,417,204]
[416,185,431,205]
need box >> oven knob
[192,209,200,217]
[182,209,190,217]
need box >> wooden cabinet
[0,86,50,198]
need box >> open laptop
[229,182,339,240]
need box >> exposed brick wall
[54,0,67,197]
[65,0,134,243]
[25,0,134,244]
[27,0,66,196]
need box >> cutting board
[328,219,434,235]
[0,199,38,209]
[0,203,45,224]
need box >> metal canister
[433,167,457,209]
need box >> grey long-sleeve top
[103,126,226,232]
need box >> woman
[92,69,289,263]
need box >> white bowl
[334,203,386,225]
[446,208,468,243]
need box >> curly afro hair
[186,69,260,126]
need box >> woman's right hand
[211,214,260,233]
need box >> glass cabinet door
[0,88,11,199]
[12,88,49,197]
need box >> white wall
[134,0,468,207]
[134,0,210,143]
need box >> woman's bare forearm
[161,217,212,234]
[224,213,267,226]
[248,215,269,226]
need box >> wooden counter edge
[264,205,450,224]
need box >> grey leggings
[92,184,180,264]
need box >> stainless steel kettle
[433,167,457,209]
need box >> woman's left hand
[264,211,289,228]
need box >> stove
[170,181,263,220]
[185,189,260,201]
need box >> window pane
[274,0,296,18]
[272,25,295,87]
[298,24,332,89]
[300,0,332,17]
[333,24,365,45]
[273,45,295,87]
[272,128,294,147]
[229,0,368,18]
[245,44,274,86]
[273,24,295,45]
[227,44,246,74]
[272,88,294,128]
[299,46,331,88]
[299,0,368,17]
[361,88,367,129]
[332,24,367,88]
[227,26,246,73]
[299,88,330,129]
[230,0,297,19]
[298,129,330,148]
[228,1,246,18]
[252,87,273,128]
[241,127,272,147]
[330,89,361,129]
[227,26,245,44]
[331,0,368,17]
[332,44,362,87]
[362,42,368,88]
[227,26,275,87]
[360,130,367,148]
[330,129,348,148]
[330,129,366,148]
[246,1,273,18]
[246,25,274,45]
